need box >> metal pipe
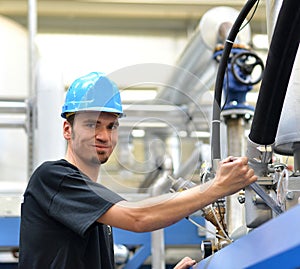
[225,116,251,236]
[151,230,165,269]
[148,155,173,269]
[28,0,37,98]
[173,142,203,179]
[27,0,37,175]
[0,118,26,128]
[292,142,300,173]
[0,101,27,114]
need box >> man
[18,72,257,269]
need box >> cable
[220,67,230,112]
[209,205,232,242]
[216,202,228,235]
[186,216,229,241]
[239,0,260,32]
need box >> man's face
[66,111,119,166]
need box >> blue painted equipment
[0,217,20,250]
[0,216,205,268]
[213,48,264,111]
[113,217,205,269]
[194,204,300,269]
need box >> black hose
[249,0,300,145]
[211,0,259,163]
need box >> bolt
[286,191,295,200]
[237,195,245,204]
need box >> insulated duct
[155,7,251,106]
[248,0,300,145]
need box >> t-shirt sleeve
[48,172,124,237]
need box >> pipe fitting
[246,138,274,176]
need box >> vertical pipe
[226,117,248,157]
[149,135,178,269]
[211,0,258,171]
[151,230,165,269]
[27,0,37,176]
[28,0,37,98]
[225,116,250,236]
[292,143,300,173]
[166,135,180,175]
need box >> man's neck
[65,152,100,182]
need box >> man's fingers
[173,256,197,269]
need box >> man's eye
[108,124,118,130]
[111,123,119,130]
[86,123,96,128]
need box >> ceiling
[0,0,268,36]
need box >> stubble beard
[92,150,109,165]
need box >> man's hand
[173,256,196,269]
[211,156,257,198]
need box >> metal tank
[0,15,66,219]
[0,16,29,184]
[34,58,66,169]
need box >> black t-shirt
[18,159,124,269]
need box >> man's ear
[63,121,72,140]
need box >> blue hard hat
[61,72,123,118]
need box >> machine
[0,0,300,268]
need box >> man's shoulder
[38,159,73,170]
[30,159,77,181]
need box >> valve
[231,51,264,86]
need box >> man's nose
[95,128,110,141]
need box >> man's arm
[98,156,257,233]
